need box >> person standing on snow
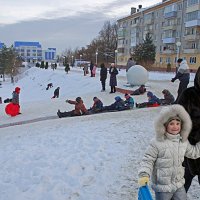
[109,63,118,93]
[176,66,200,192]
[92,64,97,77]
[52,87,60,98]
[100,63,107,92]
[12,86,21,114]
[90,61,94,77]
[126,57,135,72]
[171,58,190,102]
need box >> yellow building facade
[117,0,200,70]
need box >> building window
[166,57,171,63]
[177,18,181,25]
[187,0,199,7]
[164,4,177,14]
[191,42,196,49]
[177,3,182,10]
[190,57,196,63]
[186,11,198,21]
[160,57,162,63]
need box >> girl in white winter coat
[138,104,200,200]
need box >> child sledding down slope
[138,105,200,200]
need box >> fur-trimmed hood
[154,105,192,142]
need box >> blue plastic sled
[138,185,153,200]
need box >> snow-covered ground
[0,65,199,200]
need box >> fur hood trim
[154,105,192,142]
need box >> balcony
[131,22,140,27]
[162,37,176,44]
[186,4,200,13]
[164,11,177,19]
[184,34,200,41]
[162,24,177,31]
[144,18,153,25]
[183,49,199,54]
[161,49,175,54]
[185,19,200,27]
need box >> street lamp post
[95,51,98,65]
[115,49,118,69]
[80,54,82,68]
[176,42,181,73]
[71,55,74,67]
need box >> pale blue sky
[0,0,161,53]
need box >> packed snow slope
[0,66,199,200]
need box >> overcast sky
[0,0,161,53]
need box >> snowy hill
[0,66,199,200]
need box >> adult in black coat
[171,58,190,101]
[89,61,94,77]
[109,63,118,93]
[100,63,107,91]
[52,87,60,98]
[176,66,200,192]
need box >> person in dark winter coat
[136,91,161,108]
[171,58,190,101]
[126,57,135,72]
[46,83,53,90]
[160,89,175,105]
[124,93,134,108]
[90,61,94,77]
[88,97,103,113]
[52,87,60,98]
[131,85,146,95]
[57,97,88,118]
[176,66,200,192]
[109,63,118,93]
[102,96,126,111]
[100,63,107,92]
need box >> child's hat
[76,97,82,102]
[93,96,97,100]
[115,96,121,101]
[147,91,153,97]
[164,116,181,127]
[15,87,20,93]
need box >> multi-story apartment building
[14,41,56,62]
[117,0,200,70]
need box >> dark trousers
[184,166,200,192]
[59,110,75,118]
[177,80,189,100]
[110,86,116,93]
[101,80,106,91]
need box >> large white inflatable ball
[126,65,148,86]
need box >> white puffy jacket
[138,105,200,193]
